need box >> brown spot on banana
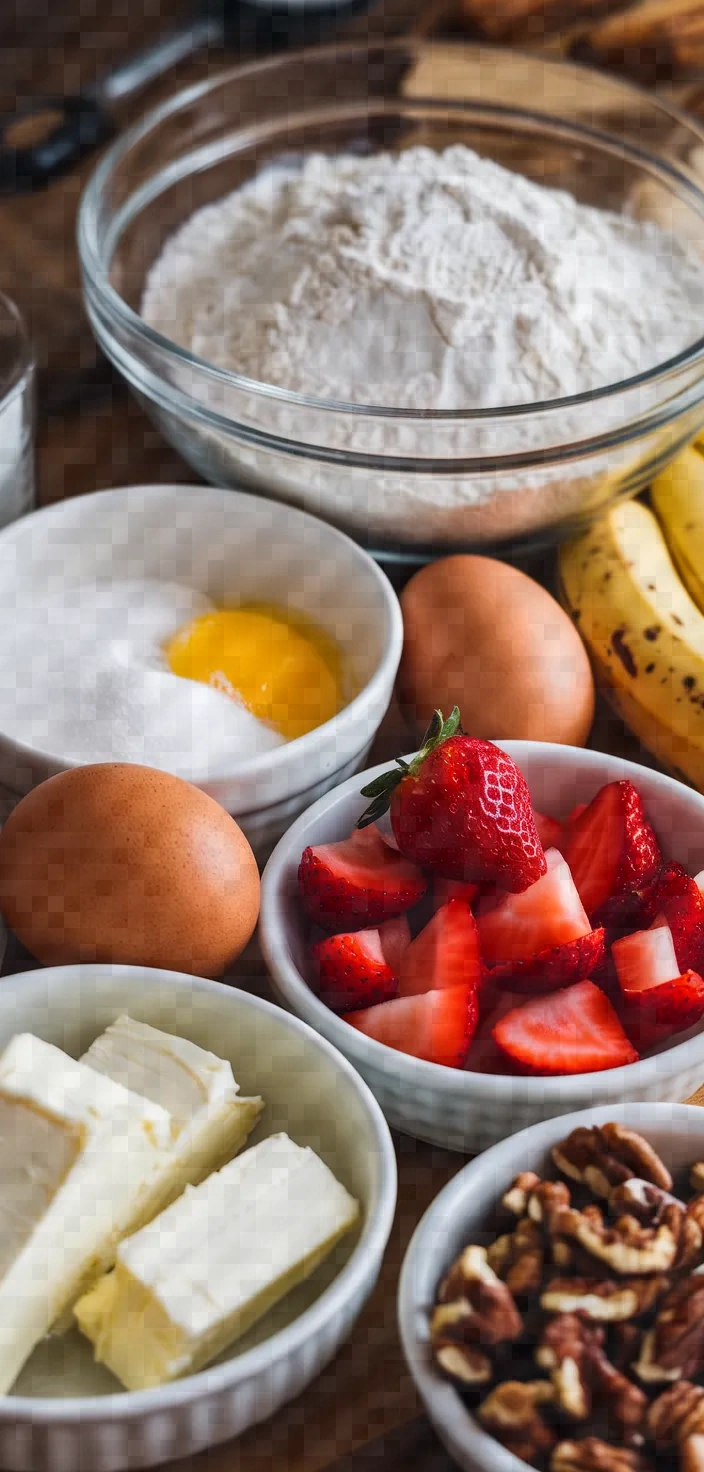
[611,630,637,677]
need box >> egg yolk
[165,604,343,742]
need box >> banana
[558,498,704,790]
[651,446,704,611]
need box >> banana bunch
[558,440,704,788]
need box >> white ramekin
[0,963,397,1472]
[0,483,403,861]
[260,742,704,1152]
[398,1101,704,1472]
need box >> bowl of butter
[0,483,403,860]
[0,962,396,1472]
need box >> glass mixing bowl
[78,41,704,563]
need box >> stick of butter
[81,1015,263,1228]
[0,1033,173,1395]
[75,1132,360,1390]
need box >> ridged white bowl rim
[260,741,704,1101]
[0,964,397,1421]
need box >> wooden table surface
[1,4,702,1470]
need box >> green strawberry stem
[356,706,462,829]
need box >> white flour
[142,145,704,544]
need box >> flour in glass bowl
[141,145,704,545]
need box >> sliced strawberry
[567,803,587,825]
[312,929,398,1013]
[343,984,478,1068]
[639,864,704,976]
[620,970,704,1051]
[465,990,524,1075]
[489,928,606,994]
[433,877,480,909]
[398,899,482,998]
[379,915,411,975]
[561,781,661,921]
[533,811,563,851]
[492,979,639,1076]
[612,916,704,1049]
[477,849,590,966]
[298,824,426,930]
[695,870,704,895]
[612,922,680,995]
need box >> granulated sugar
[141,145,704,545]
[0,580,284,778]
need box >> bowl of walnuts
[399,1103,704,1472]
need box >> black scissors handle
[0,15,223,196]
[0,94,116,194]
[0,0,370,196]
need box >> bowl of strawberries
[260,711,704,1152]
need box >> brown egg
[0,764,260,977]
[399,555,595,746]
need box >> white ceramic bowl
[0,963,396,1472]
[0,483,403,861]
[260,742,704,1153]
[398,1101,704,1472]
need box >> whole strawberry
[358,709,546,893]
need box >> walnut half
[609,1180,704,1270]
[552,1203,682,1276]
[536,1314,646,1442]
[552,1124,672,1201]
[609,1178,685,1224]
[647,1379,704,1445]
[434,1244,523,1345]
[503,1171,542,1218]
[432,1336,492,1387]
[431,1244,523,1386]
[634,1276,704,1386]
[488,1216,544,1298]
[551,1438,652,1472]
[536,1314,597,1420]
[648,1383,704,1470]
[540,1275,666,1324]
[478,1380,556,1464]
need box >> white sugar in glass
[0,296,33,530]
